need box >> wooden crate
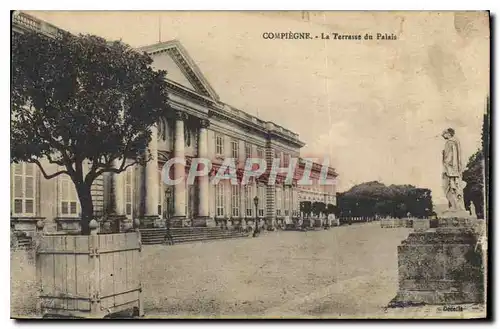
[35,231,143,318]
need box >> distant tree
[337,181,433,219]
[11,31,171,234]
[310,202,326,217]
[463,150,485,218]
[463,98,489,219]
[300,201,312,218]
[326,204,336,215]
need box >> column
[238,140,246,227]
[144,124,159,218]
[197,119,210,222]
[265,144,276,229]
[113,159,125,215]
[173,111,187,221]
[240,184,246,220]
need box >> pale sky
[24,11,490,204]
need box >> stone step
[140,228,227,234]
[142,232,249,245]
[146,232,246,237]
[140,231,244,238]
[139,227,250,245]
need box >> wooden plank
[133,246,140,289]
[66,236,76,311]
[44,237,56,298]
[110,234,117,306]
[59,236,68,311]
[125,250,131,292]
[98,235,114,302]
[91,234,99,316]
[74,236,90,253]
[113,248,121,307]
[75,236,90,311]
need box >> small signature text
[442,305,464,312]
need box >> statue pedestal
[390,218,485,306]
[441,209,472,219]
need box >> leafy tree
[326,204,336,215]
[11,31,170,234]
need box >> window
[125,166,134,216]
[245,143,252,159]
[216,135,224,155]
[158,118,168,141]
[283,153,290,167]
[276,188,282,217]
[245,185,253,216]
[275,151,282,166]
[231,139,239,159]
[257,147,264,159]
[12,163,36,216]
[60,172,79,216]
[231,185,240,217]
[216,184,225,217]
[258,185,265,217]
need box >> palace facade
[11,12,338,235]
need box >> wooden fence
[36,231,143,318]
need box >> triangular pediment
[137,40,219,101]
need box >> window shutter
[12,163,36,215]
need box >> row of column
[137,111,209,220]
[112,111,299,221]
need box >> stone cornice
[296,159,339,178]
[166,80,216,107]
[208,109,270,140]
[267,130,306,148]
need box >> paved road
[141,222,413,318]
[11,222,485,318]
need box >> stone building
[10,11,338,235]
[297,161,337,218]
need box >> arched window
[158,118,169,141]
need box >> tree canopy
[336,181,433,218]
[11,30,171,234]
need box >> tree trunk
[77,183,94,235]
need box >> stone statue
[469,201,477,218]
[441,128,467,212]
